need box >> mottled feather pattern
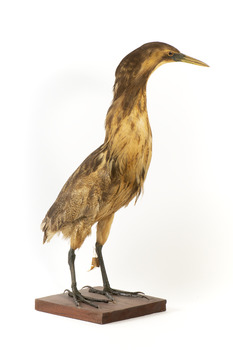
[41,90,152,249]
[41,44,178,250]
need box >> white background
[1,0,233,349]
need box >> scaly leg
[65,248,109,308]
[88,242,148,300]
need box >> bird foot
[83,286,149,301]
[64,288,109,308]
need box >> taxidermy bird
[41,42,208,308]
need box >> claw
[64,289,73,297]
[64,287,110,307]
[88,287,114,301]
[81,285,114,301]
[86,286,149,300]
[81,285,92,290]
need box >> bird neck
[105,85,149,141]
[113,73,149,111]
[104,84,152,201]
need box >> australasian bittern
[41,42,208,308]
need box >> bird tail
[41,217,55,244]
[41,219,48,243]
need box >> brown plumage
[41,42,208,307]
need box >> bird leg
[65,248,109,308]
[87,242,148,300]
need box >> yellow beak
[181,54,209,67]
[173,53,209,67]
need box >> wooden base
[35,287,166,324]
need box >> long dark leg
[96,242,110,289]
[87,242,113,300]
[65,248,109,308]
[88,243,147,299]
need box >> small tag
[89,257,100,271]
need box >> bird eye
[168,51,174,56]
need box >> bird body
[42,50,153,250]
[41,42,208,307]
[42,82,152,250]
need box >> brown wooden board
[35,287,166,324]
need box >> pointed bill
[181,55,209,67]
[173,53,209,67]
[181,54,209,67]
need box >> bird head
[114,42,208,100]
